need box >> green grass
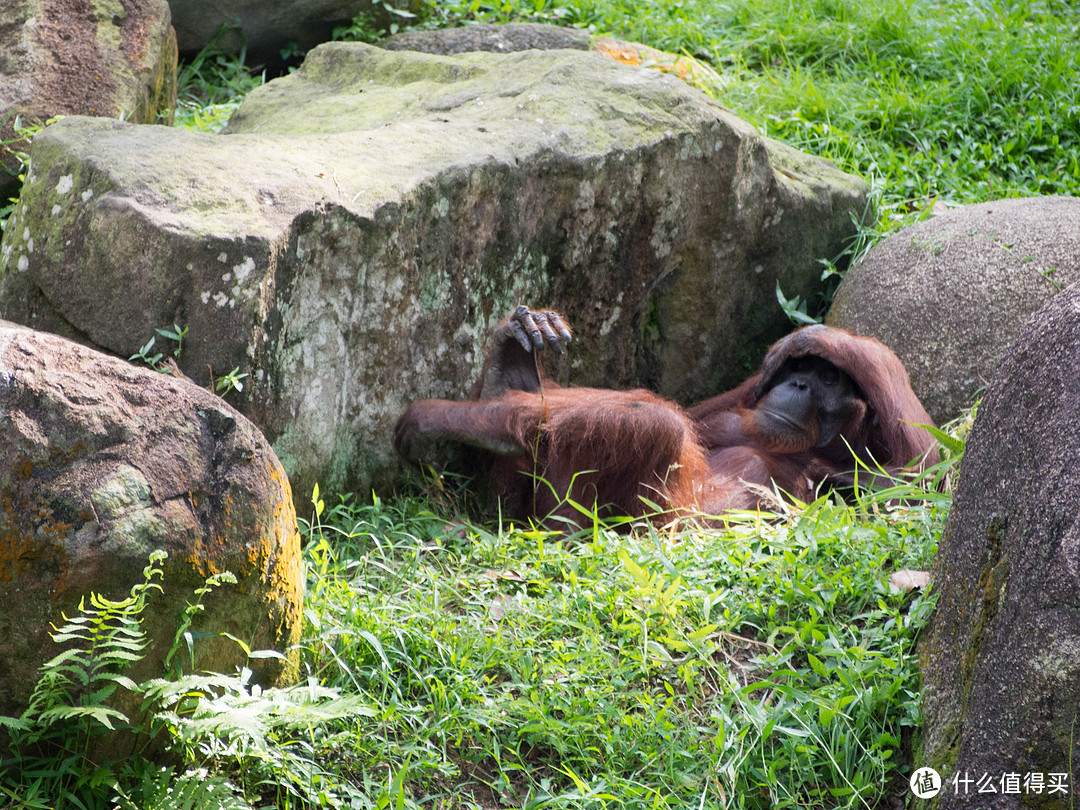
[294,470,950,808]
[173,39,265,133]
[0,466,954,809]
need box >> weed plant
[299,454,953,809]
[1,115,52,232]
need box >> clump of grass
[300,456,951,808]
[710,0,1080,227]
[0,454,954,809]
[174,34,265,133]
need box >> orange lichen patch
[0,533,51,583]
[265,461,302,596]
[593,36,726,92]
[11,443,88,483]
[179,457,300,614]
[0,463,72,586]
[269,461,293,512]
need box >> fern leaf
[37,704,129,730]
[113,767,253,810]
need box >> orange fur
[493,388,708,524]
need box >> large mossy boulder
[0,0,177,200]
[0,322,301,723]
[919,283,1080,808]
[827,197,1080,423]
[0,42,868,506]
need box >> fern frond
[37,704,130,731]
[112,767,253,810]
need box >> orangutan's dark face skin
[751,356,862,451]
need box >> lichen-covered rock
[0,42,867,507]
[827,197,1080,423]
[0,0,177,199]
[0,322,301,722]
[918,284,1080,809]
